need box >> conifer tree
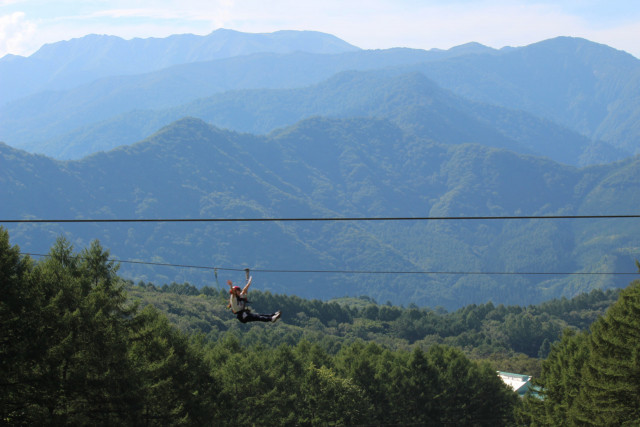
[526,277,640,425]
[525,329,590,425]
[129,305,220,425]
[0,231,221,424]
[572,279,640,425]
[0,227,40,423]
[301,363,367,425]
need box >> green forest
[4,115,640,311]
[2,227,639,425]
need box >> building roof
[497,371,532,395]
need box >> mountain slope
[0,46,476,152]
[8,70,624,167]
[418,37,640,153]
[2,117,639,309]
[24,71,524,159]
[0,29,360,105]
[2,36,638,164]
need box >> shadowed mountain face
[2,117,639,310]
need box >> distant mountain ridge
[1,35,639,164]
[0,29,360,104]
[417,37,640,153]
[35,70,623,166]
[2,117,639,309]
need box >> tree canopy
[3,226,637,425]
[523,270,640,425]
[1,227,522,425]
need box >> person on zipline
[227,270,281,323]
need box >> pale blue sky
[1,0,639,58]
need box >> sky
[1,0,640,59]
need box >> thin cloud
[0,11,36,56]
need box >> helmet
[230,286,241,294]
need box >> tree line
[131,275,620,370]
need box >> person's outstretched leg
[238,311,281,323]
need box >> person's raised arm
[242,276,252,295]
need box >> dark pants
[236,310,274,323]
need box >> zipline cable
[12,214,640,276]
[22,253,639,276]
[2,214,640,223]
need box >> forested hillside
[128,276,620,375]
[2,116,639,309]
[1,228,518,425]
[3,228,638,424]
[418,37,640,154]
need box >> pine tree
[129,305,220,425]
[404,347,439,424]
[429,345,517,425]
[301,363,367,425]
[27,238,139,424]
[572,279,640,425]
[0,227,41,423]
[0,232,221,424]
[525,329,590,426]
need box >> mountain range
[2,116,639,310]
[1,33,640,164]
[26,70,624,165]
[1,30,639,310]
[0,29,359,103]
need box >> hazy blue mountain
[19,70,522,159]
[0,29,359,105]
[2,117,638,309]
[0,45,488,152]
[0,51,421,149]
[2,36,638,164]
[36,70,624,166]
[417,37,640,154]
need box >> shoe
[271,311,281,322]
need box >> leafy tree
[129,305,220,425]
[404,347,440,423]
[428,345,517,425]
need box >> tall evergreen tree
[0,231,221,424]
[29,237,139,424]
[428,345,517,425]
[524,277,640,426]
[522,329,590,425]
[0,227,40,423]
[129,305,220,425]
[572,279,640,425]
